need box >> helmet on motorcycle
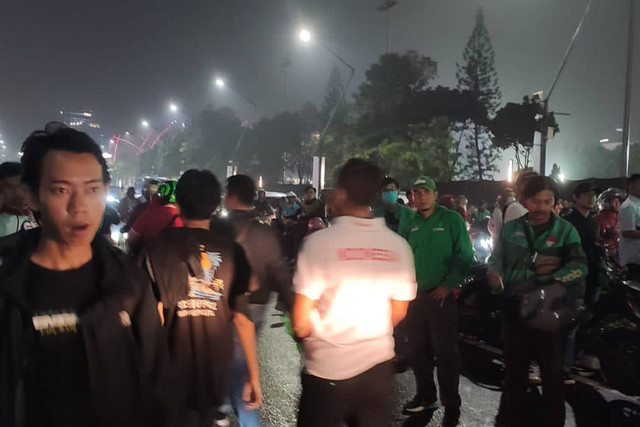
[158,180,178,204]
[597,188,626,210]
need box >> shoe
[563,373,576,386]
[213,411,230,427]
[402,395,438,414]
[573,366,595,377]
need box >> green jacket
[488,214,587,299]
[402,205,474,291]
[375,204,415,235]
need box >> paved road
[238,302,579,427]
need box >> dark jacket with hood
[0,229,179,427]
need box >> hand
[487,271,504,292]
[431,286,450,307]
[242,378,263,410]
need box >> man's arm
[547,227,588,287]
[233,308,262,410]
[391,300,410,327]
[292,293,317,338]
[441,214,474,290]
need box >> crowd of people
[0,123,639,427]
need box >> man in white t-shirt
[292,158,417,427]
[619,174,640,276]
[503,171,538,224]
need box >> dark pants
[393,318,410,361]
[297,361,393,427]
[503,320,565,427]
[627,263,640,279]
[407,291,461,415]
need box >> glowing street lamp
[141,120,149,128]
[299,29,312,43]
[215,78,225,87]
[169,103,178,113]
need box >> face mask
[382,190,399,205]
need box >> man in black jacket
[211,174,293,426]
[0,125,175,427]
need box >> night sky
[0,0,636,178]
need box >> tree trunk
[474,122,484,181]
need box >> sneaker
[563,373,576,386]
[573,366,596,377]
[213,411,230,427]
[402,395,438,414]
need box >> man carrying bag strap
[488,176,587,427]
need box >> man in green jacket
[488,176,587,427]
[401,176,473,427]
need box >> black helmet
[597,188,626,210]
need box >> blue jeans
[226,304,267,427]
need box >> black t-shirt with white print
[28,259,99,427]
[142,227,250,411]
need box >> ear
[434,190,439,199]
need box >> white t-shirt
[503,201,528,224]
[619,195,640,266]
[294,216,417,380]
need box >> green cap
[412,176,437,192]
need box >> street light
[214,77,258,167]
[377,0,398,54]
[169,103,178,113]
[298,27,356,145]
[299,29,311,43]
[141,120,149,128]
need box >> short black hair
[382,177,399,189]
[627,174,640,189]
[227,175,256,206]
[336,158,384,207]
[176,169,221,220]
[523,176,559,202]
[20,124,110,193]
[0,162,21,180]
[304,185,316,193]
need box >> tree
[356,51,438,137]
[490,96,559,170]
[456,8,502,181]
[321,66,347,127]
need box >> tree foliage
[490,96,559,170]
[456,8,502,181]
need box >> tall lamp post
[622,0,635,176]
[538,0,593,175]
[215,78,258,171]
[377,0,398,54]
[299,29,356,145]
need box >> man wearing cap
[401,176,473,427]
[564,181,602,384]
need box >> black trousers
[297,361,393,427]
[407,291,461,415]
[503,320,565,427]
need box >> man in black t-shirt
[0,124,175,427]
[141,169,262,427]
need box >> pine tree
[456,8,502,181]
[321,66,347,127]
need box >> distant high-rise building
[59,108,108,148]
